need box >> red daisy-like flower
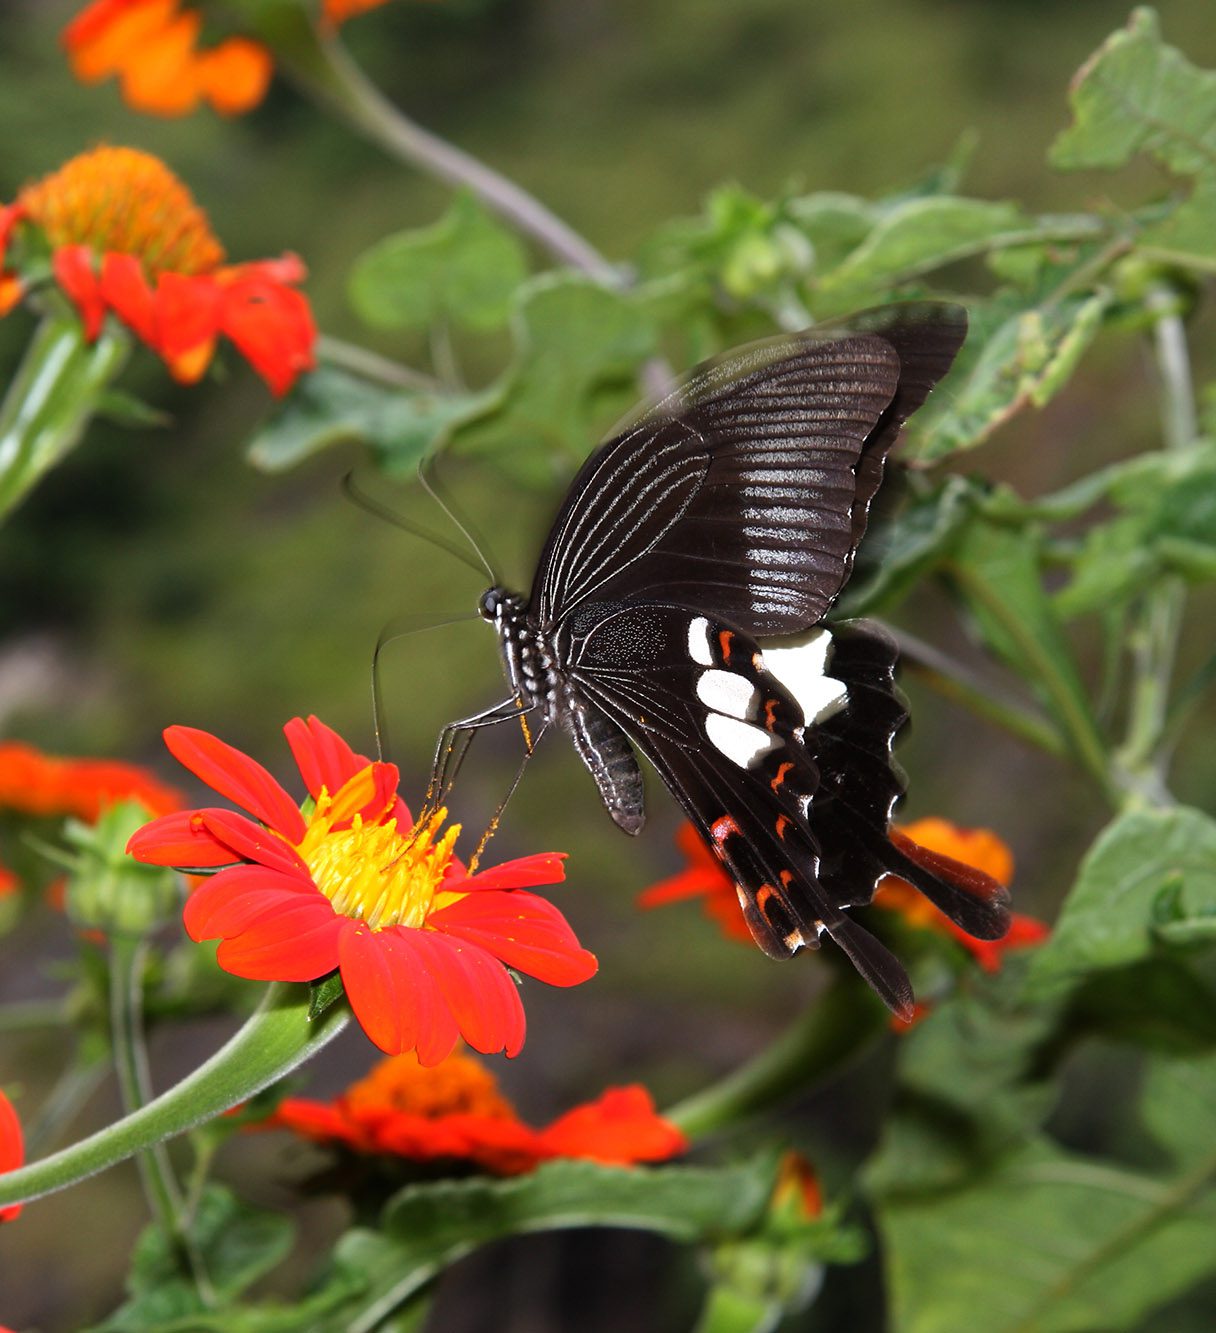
[128,717,597,1063]
[0,146,316,396]
[267,1047,686,1176]
[0,1091,24,1223]
[639,817,1049,973]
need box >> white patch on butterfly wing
[704,713,781,768]
[761,630,847,725]
[696,668,759,720]
[687,616,714,666]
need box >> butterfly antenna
[342,470,490,579]
[417,453,498,585]
[372,611,480,762]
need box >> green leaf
[1051,8,1216,272]
[1141,1048,1216,1166]
[816,196,1029,293]
[1027,806,1216,995]
[348,193,529,333]
[908,292,1110,460]
[867,965,1063,1195]
[945,510,1109,789]
[246,365,498,476]
[93,1185,295,1330]
[308,1157,781,1331]
[837,474,982,616]
[449,274,657,478]
[879,1137,1216,1333]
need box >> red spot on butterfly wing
[770,761,794,792]
[718,630,735,663]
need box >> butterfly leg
[467,721,551,872]
[420,696,540,822]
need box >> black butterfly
[435,302,1010,1019]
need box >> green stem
[279,27,619,284]
[0,982,348,1209]
[110,936,184,1232]
[0,999,70,1032]
[889,626,1067,760]
[318,335,439,392]
[0,312,129,521]
[665,977,888,1139]
[1113,289,1194,807]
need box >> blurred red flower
[128,716,597,1063]
[640,817,1048,973]
[0,740,182,823]
[0,1091,24,1223]
[267,1047,686,1175]
[0,146,316,396]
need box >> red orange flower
[0,1091,23,1223]
[64,1,272,117]
[267,1048,686,1175]
[0,147,316,396]
[128,717,597,1062]
[877,819,1049,972]
[640,818,1048,973]
[323,0,395,26]
[0,741,181,823]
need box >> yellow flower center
[297,785,461,931]
[17,146,225,277]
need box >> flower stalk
[0,310,129,521]
[0,981,348,1210]
[664,977,889,1140]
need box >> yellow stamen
[17,146,224,277]
[297,789,461,931]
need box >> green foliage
[91,1185,295,1331]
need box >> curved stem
[665,977,888,1140]
[283,31,619,284]
[0,981,348,1209]
[1113,289,1194,806]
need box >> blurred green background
[1,1,1215,1328]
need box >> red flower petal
[338,922,458,1063]
[460,853,567,892]
[100,252,157,346]
[411,931,526,1060]
[0,1090,23,1223]
[429,890,598,987]
[127,808,244,867]
[198,810,309,876]
[164,726,306,841]
[218,272,316,396]
[54,244,105,340]
[283,715,364,803]
[212,895,342,981]
[539,1086,686,1165]
[154,271,221,358]
[269,1097,362,1146]
[182,864,318,941]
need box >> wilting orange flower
[64,1,272,117]
[0,741,181,823]
[0,147,316,395]
[877,818,1048,972]
[640,818,1048,973]
[0,1091,23,1223]
[267,1048,686,1176]
[770,1150,823,1222]
[128,716,597,1062]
